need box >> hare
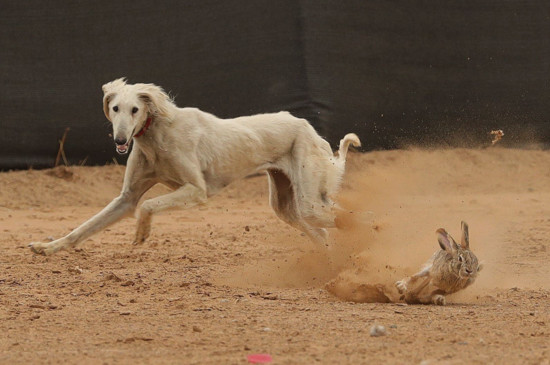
[395,221,482,305]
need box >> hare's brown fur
[395,221,481,305]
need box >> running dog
[29,78,360,255]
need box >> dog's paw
[395,280,408,294]
[432,294,446,306]
[132,234,148,245]
[29,242,56,256]
[132,238,146,245]
[134,221,151,245]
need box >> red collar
[134,117,152,138]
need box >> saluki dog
[29,78,360,255]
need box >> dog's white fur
[29,78,360,255]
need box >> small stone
[192,325,202,333]
[29,304,46,309]
[68,266,83,274]
[104,273,122,282]
[261,294,279,300]
[370,325,386,337]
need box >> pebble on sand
[370,325,387,337]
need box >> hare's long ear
[437,228,459,254]
[460,221,470,249]
[137,84,172,119]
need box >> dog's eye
[132,107,139,114]
[113,106,119,112]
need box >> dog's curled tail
[338,133,361,160]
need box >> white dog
[29,78,360,255]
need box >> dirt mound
[0,165,124,209]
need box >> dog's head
[102,78,172,154]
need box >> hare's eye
[113,106,119,112]
[458,255,464,262]
[132,107,139,114]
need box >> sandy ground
[0,148,549,364]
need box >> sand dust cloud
[223,148,550,304]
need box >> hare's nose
[465,268,473,274]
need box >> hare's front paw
[432,294,446,306]
[395,280,408,294]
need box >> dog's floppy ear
[102,78,126,94]
[137,83,173,119]
[103,92,115,121]
[102,78,127,121]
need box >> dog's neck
[134,117,153,138]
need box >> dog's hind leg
[296,190,338,229]
[267,169,328,245]
[293,167,339,229]
[301,208,337,229]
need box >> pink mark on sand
[247,354,273,363]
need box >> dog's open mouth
[116,140,131,155]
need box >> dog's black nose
[114,137,127,145]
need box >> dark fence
[1,1,549,169]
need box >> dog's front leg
[29,152,155,255]
[29,194,138,255]
[134,183,207,244]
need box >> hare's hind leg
[431,291,446,306]
[416,289,446,306]
[402,276,431,304]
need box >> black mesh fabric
[1,1,549,169]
